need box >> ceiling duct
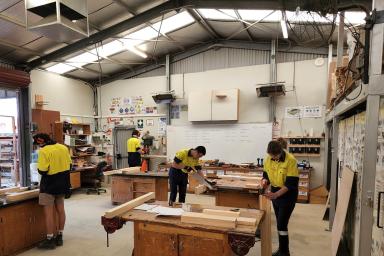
[25,0,89,42]
[256,82,286,97]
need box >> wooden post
[259,195,272,256]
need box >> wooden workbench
[0,198,46,256]
[110,172,168,204]
[102,199,271,256]
[214,178,262,209]
[158,163,263,193]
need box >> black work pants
[128,152,141,167]
[271,188,297,254]
[272,199,296,232]
[169,167,188,203]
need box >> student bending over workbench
[169,146,210,206]
[261,140,299,256]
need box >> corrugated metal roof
[135,47,326,78]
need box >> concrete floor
[19,190,330,256]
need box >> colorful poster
[158,117,167,136]
[285,107,303,119]
[170,105,180,119]
[303,106,322,118]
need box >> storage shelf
[293,153,321,157]
[283,136,324,139]
[71,154,95,158]
[65,134,91,136]
[288,144,321,148]
[67,144,92,147]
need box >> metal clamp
[377,192,384,229]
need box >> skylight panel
[238,10,281,22]
[343,12,366,25]
[123,26,159,48]
[152,11,195,34]
[92,40,125,58]
[46,63,76,74]
[67,52,99,68]
[198,9,237,20]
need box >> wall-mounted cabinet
[188,89,239,121]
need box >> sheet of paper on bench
[148,206,185,216]
[134,204,158,211]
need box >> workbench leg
[259,195,272,256]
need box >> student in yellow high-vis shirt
[34,133,72,250]
[261,140,299,256]
[127,130,142,167]
[169,146,207,205]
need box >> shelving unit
[298,169,311,203]
[54,122,95,169]
[0,115,18,186]
[284,137,323,157]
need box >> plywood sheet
[332,167,355,256]
[5,189,39,202]
[0,186,28,195]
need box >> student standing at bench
[169,146,206,206]
[261,140,299,256]
[127,130,142,167]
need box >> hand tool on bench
[188,167,216,190]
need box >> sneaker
[38,238,56,249]
[56,234,63,246]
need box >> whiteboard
[167,123,272,164]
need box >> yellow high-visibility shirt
[37,144,72,175]
[174,149,200,173]
[127,137,141,153]
[263,151,299,188]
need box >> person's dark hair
[276,137,288,150]
[33,133,56,145]
[195,146,206,155]
[132,130,140,137]
[267,140,282,155]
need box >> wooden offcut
[0,186,28,196]
[104,192,155,219]
[332,167,354,256]
[121,167,141,175]
[103,169,122,176]
[181,212,237,228]
[202,209,240,217]
[195,185,207,195]
[310,185,329,204]
[5,189,39,202]
[218,175,261,183]
[245,183,260,190]
[237,217,257,226]
[260,195,272,256]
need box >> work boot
[56,234,63,246]
[168,200,174,207]
[38,238,56,249]
[278,234,290,256]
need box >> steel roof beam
[23,0,181,71]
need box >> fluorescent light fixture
[198,9,237,20]
[46,63,76,74]
[152,11,195,34]
[238,10,281,22]
[125,45,148,59]
[67,52,99,68]
[280,12,288,39]
[92,40,125,58]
